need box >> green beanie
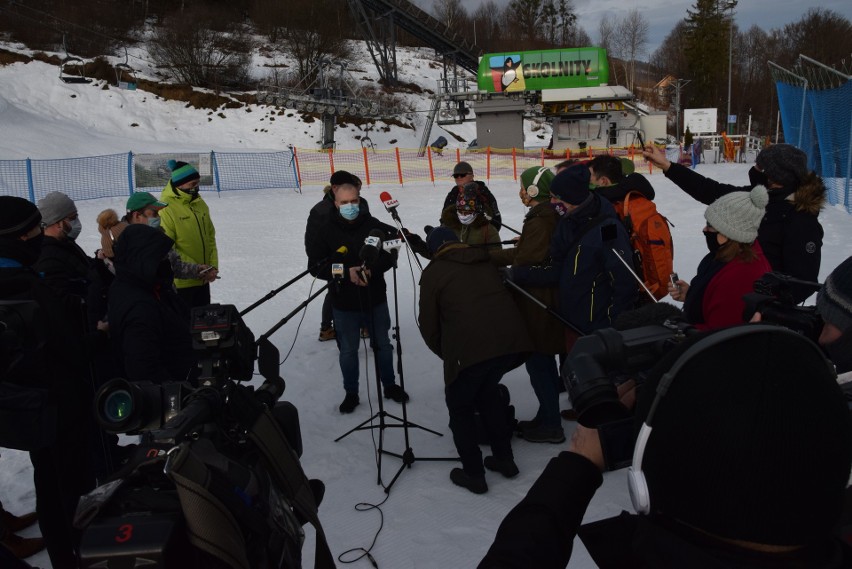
[520,166,555,200]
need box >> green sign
[476,48,609,93]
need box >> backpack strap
[246,405,337,569]
[166,442,252,569]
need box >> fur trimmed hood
[789,175,826,216]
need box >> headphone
[525,167,550,198]
[627,324,835,515]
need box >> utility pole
[725,1,737,134]
[672,78,692,142]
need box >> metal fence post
[25,158,35,203]
[127,152,135,196]
[211,151,221,194]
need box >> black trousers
[176,283,211,309]
[30,392,95,569]
[445,354,518,477]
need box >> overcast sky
[416,0,852,57]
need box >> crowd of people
[0,143,850,568]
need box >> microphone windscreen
[380,191,392,203]
[613,302,684,331]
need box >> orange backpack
[613,192,674,301]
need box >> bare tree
[149,16,254,89]
[598,13,619,84]
[432,0,469,37]
[616,8,650,91]
[471,1,506,51]
[277,0,350,85]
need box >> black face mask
[703,230,721,254]
[748,166,768,188]
[181,187,200,201]
[0,234,43,267]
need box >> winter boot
[339,392,360,413]
[383,383,409,403]
[484,456,519,479]
[450,468,487,494]
[318,326,336,342]
[1,511,37,533]
[1,533,45,559]
[520,425,566,444]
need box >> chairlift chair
[59,33,91,84]
[115,49,137,90]
[59,56,91,84]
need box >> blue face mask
[339,203,359,220]
[147,216,161,229]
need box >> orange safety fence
[294,145,659,187]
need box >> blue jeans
[333,303,395,394]
[525,352,561,428]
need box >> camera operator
[0,196,95,569]
[643,143,824,303]
[478,325,852,568]
[108,223,196,384]
[816,256,852,377]
[305,181,408,413]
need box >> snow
[1,42,851,569]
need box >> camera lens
[102,390,133,424]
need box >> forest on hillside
[0,0,849,138]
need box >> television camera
[561,319,698,470]
[76,304,332,569]
[742,271,823,343]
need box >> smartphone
[669,272,680,287]
[637,131,646,149]
[199,266,216,275]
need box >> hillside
[0,39,551,160]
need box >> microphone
[331,245,347,291]
[380,191,401,223]
[358,229,385,284]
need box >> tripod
[335,251,456,493]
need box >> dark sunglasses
[452,173,471,179]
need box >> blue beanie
[168,160,200,188]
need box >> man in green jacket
[159,160,218,307]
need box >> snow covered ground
[1,43,851,569]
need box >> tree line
[0,0,849,137]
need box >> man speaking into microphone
[306,180,409,413]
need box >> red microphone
[379,191,401,222]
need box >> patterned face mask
[457,211,477,225]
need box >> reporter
[669,185,771,330]
[479,325,852,568]
[643,143,824,302]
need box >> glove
[498,266,514,282]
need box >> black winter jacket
[108,225,195,384]
[665,163,823,302]
[305,207,397,312]
[479,451,852,569]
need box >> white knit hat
[704,185,768,243]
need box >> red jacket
[695,242,771,331]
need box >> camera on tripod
[742,272,823,343]
[561,320,697,470]
[77,304,317,569]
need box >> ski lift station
[429,47,667,152]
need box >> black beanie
[0,196,42,238]
[755,144,808,188]
[426,226,459,254]
[549,164,591,205]
[817,255,852,331]
[637,326,852,546]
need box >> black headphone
[525,167,550,198]
[627,324,835,514]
